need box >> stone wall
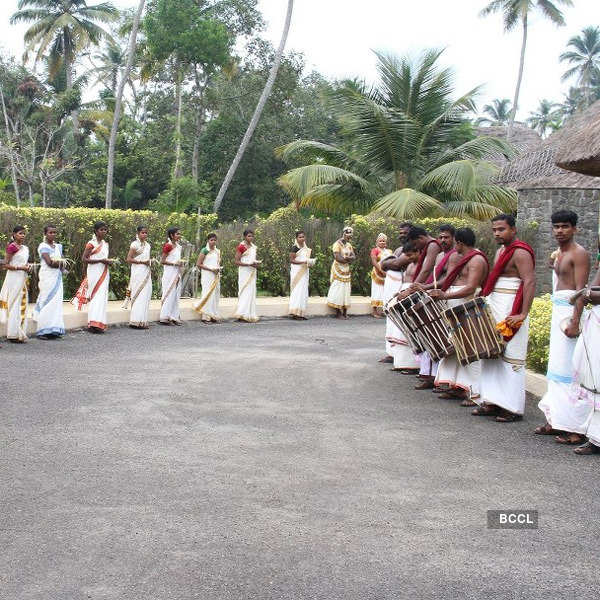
[516,188,600,295]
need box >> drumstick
[433,264,437,290]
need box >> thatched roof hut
[555,100,600,176]
[493,125,600,190]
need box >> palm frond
[371,188,442,219]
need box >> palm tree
[560,26,600,107]
[527,99,561,136]
[276,50,517,221]
[105,0,145,209]
[91,41,125,96]
[480,0,572,140]
[476,98,512,125]
[213,0,294,213]
[10,0,118,129]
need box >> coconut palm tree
[276,50,517,221]
[90,41,125,96]
[527,99,561,136]
[480,0,572,140]
[476,98,512,125]
[10,0,118,130]
[105,0,145,209]
[213,0,293,213]
[560,26,600,108]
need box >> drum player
[427,228,489,405]
[472,214,536,423]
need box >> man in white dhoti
[391,241,422,372]
[34,225,65,339]
[124,225,152,329]
[160,227,183,325]
[327,227,355,319]
[288,231,314,320]
[428,228,489,405]
[572,277,600,456]
[73,222,113,333]
[405,226,443,390]
[473,214,536,422]
[536,211,591,444]
[194,232,222,323]
[0,225,31,342]
[379,222,413,363]
[234,229,260,322]
[370,233,392,318]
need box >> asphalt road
[1,317,598,600]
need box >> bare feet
[574,441,600,455]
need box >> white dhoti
[435,287,481,398]
[418,353,438,378]
[478,277,529,415]
[235,244,258,322]
[392,282,420,370]
[571,306,600,446]
[384,270,403,355]
[193,248,221,322]
[34,243,65,337]
[289,246,311,317]
[538,290,591,433]
[0,244,29,341]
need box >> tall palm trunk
[213,0,294,213]
[507,13,528,140]
[105,0,145,209]
[0,86,21,206]
[172,64,184,180]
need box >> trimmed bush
[526,295,551,374]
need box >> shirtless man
[572,269,600,455]
[536,210,590,444]
[390,241,422,373]
[404,227,443,388]
[379,222,412,363]
[472,214,536,422]
[428,228,489,404]
[406,226,443,284]
[424,224,456,287]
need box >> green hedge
[526,295,551,374]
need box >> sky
[1,0,598,120]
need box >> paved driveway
[1,317,598,599]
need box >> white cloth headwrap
[343,226,354,235]
[376,233,387,242]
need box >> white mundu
[193,246,221,322]
[160,241,182,322]
[572,305,600,446]
[127,239,152,327]
[477,276,529,415]
[435,286,481,399]
[289,244,311,318]
[383,268,404,355]
[0,243,29,341]
[34,241,65,337]
[327,240,353,310]
[392,281,420,370]
[72,237,110,330]
[538,290,592,433]
[235,243,258,322]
